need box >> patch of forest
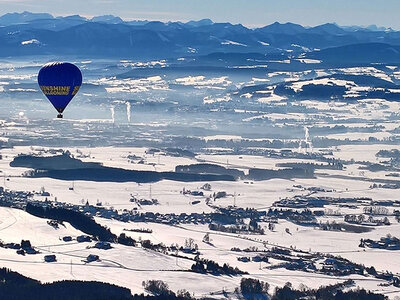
[11,154,235,183]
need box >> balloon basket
[57,114,63,119]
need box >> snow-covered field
[0,142,400,298]
[1,60,400,298]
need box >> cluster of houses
[209,222,265,235]
[181,187,204,197]
[265,208,317,225]
[62,235,111,250]
[273,196,329,208]
[274,195,374,210]
[370,183,400,189]
[0,239,39,256]
[232,242,374,278]
[129,195,159,206]
[0,187,33,209]
[61,235,92,243]
[237,254,269,263]
[44,253,101,263]
[360,236,400,250]
[0,186,257,228]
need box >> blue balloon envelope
[38,62,82,118]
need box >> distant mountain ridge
[1,11,400,60]
[306,43,400,64]
[0,11,54,25]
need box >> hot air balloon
[38,62,82,118]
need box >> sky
[0,0,398,29]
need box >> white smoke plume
[126,101,131,123]
[110,105,115,123]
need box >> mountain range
[1,11,400,63]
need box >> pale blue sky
[0,0,397,28]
